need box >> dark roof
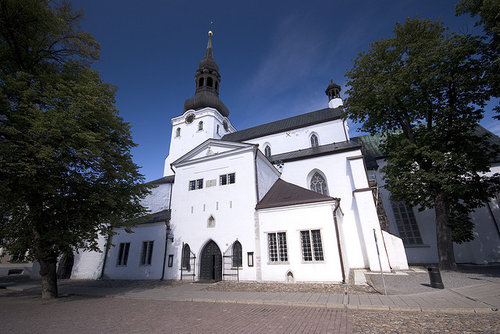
[269,140,360,163]
[351,125,500,170]
[351,132,387,170]
[256,179,337,210]
[135,209,171,225]
[222,107,343,142]
[148,175,175,185]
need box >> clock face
[185,114,195,124]
[223,121,229,131]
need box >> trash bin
[427,266,444,289]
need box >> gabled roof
[222,107,343,142]
[171,138,255,167]
[256,179,337,210]
[269,140,360,163]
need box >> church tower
[163,31,236,176]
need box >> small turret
[325,80,343,109]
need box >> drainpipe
[332,199,346,284]
[161,224,170,281]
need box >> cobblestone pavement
[0,296,351,334]
[351,310,500,334]
[1,294,498,333]
[204,281,377,295]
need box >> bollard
[427,266,444,289]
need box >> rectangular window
[301,230,324,262]
[117,242,130,266]
[140,241,154,265]
[219,173,235,185]
[267,232,288,262]
[189,179,203,190]
[168,254,173,267]
[391,201,423,245]
[247,252,254,267]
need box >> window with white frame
[198,121,203,131]
[391,200,423,245]
[175,128,181,137]
[189,179,204,190]
[117,242,130,266]
[267,232,288,262]
[140,241,154,265]
[310,134,319,147]
[300,230,324,261]
[219,173,235,185]
[310,172,329,196]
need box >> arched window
[264,145,271,158]
[207,215,215,228]
[181,244,191,271]
[198,121,203,131]
[176,128,181,137]
[232,241,242,267]
[198,77,204,87]
[207,77,213,87]
[310,134,319,147]
[310,172,329,196]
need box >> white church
[69,32,499,282]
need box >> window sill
[404,244,430,248]
[267,261,289,265]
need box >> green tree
[344,18,500,269]
[456,0,500,118]
[0,0,150,298]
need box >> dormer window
[198,121,204,131]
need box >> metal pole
[373,228,387,295]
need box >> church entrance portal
[199,240,222,281]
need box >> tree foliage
[0,0,150,298]
[456,0,500,118]
[344,18,500,268]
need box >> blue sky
[70,0,499,182]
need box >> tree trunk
[434,194,457,270]
[39,256,58,299]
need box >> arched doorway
[199,240,222,281]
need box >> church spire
[183,31,230,117]
[205,30,213,59]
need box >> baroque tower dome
[183,31,230,117]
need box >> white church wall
[71,234,107,279]
[141,183,172,213]
[376,159,500,264]
[167,149,259,281]
[103,223,167,280]
[163,107,236,176]
[245,119,348,157]
[255,152,280,201]
[257,202,344,282]
[276,150,368,269]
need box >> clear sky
[70,0,499,182]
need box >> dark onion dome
[183,31,229,117]
[184,91,230,117]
